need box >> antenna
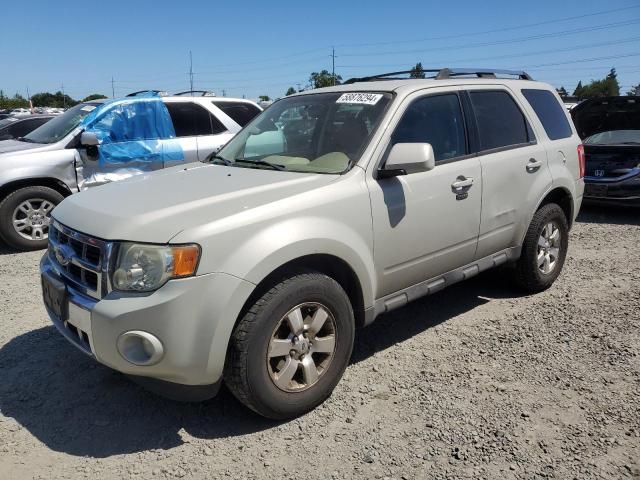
[111,76,115,98]
[189,51,194,92]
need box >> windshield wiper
[206,154,233,166]
[17,137,36,143]
[234,158,286,171]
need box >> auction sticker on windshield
[336,93,383,105]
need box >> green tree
[82,93,108,101]
[0,93,29,109]
[31,91,78,108]
[572,81,584,98]
[578,69,620,99]
[627,83,640,96]
[258,95,271,102]
[309,70,342,89]
[410,62,425,79]
[556,86,568,98]
[285,87,296,96]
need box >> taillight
[577,144,585,178]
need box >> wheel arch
[536,186,574,228]
[0,177,73,202]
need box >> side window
[469,90,535,151]
[10,119,44,138]
[165,102,226,137]
[392,94,467,162]
[521,89,573,140]
[212,101,261,127]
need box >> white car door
[367,88,482,298]
[163,101,206,166]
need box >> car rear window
[165,102,227,136]
[521,89,573,140]
[469,90,535,151]
[212,101,261,127]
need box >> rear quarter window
[212,101,261,127]
[521,89,573,140]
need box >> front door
[367,89,482,298]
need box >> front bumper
[584,172,640,206]
[41,254,255,386]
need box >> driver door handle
[526,158,543,173]
[451,176,474,192]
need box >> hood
[52,163,338,243]
[571,96,640,140]
[0,139,50,155]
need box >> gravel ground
[0,205,638,480]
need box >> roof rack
[125,90,168,97]
[344,68,533,84]
[173,90,216,97]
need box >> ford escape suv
[40,69,584,419]
[0,93,261,251]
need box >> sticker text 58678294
[336,93,383,105]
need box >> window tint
[469,90,534,151]
[392,94,466,162]
[212,101,261,126]
[165,102,227,137]
[521,89,572,140]
[10,118,48,138]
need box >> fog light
[117,331,164,366]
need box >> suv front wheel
[225,270,355,419]
[514,203,569,293]
[0,186,63,251]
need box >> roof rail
[173,90,216,97]
[125,90,168,97]
[344,68,533,84]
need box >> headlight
[112,243,200,292]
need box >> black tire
[225,271,355,419]
[514,203,569,293]
[0,186,63,251]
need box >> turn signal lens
[172,245,200,277]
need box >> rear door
[464,87,552,259]
[164,101,209,164]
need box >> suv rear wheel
[514,203,569,293]
[0,186,63,251]
[225,271,354,419]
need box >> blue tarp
[80,94,183,166]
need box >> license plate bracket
[585,183,608,197]
[42,272,68,320]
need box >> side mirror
[80,131,100,146]
[379,143,435,178]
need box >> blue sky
[1,0,639,101]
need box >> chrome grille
[48,220,111,299]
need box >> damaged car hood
[0,139,54,155]
[52,162,339,243]
[571,96,640,140]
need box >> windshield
[23,103,99,144]
[584,129,640,145]
[216,92,392,174]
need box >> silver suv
[40,69,584,419]
[0,93,261,251]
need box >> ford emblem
[54,244,74,267]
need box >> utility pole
[111,76,115,98]
[61,82,66,109]
[189,51,194,92]
[331,47,337,86]
[222,89,226,97]
[297,82,302,92]
[26,86,32,112]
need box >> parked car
[0,93,261,250]
[0,114,54,141]
[571,96,640,206]
[40,69,583,419]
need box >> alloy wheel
[12,198,55,242]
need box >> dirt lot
[0,205,638,480]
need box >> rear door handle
[526,158,543,173]
[451,176,474,192]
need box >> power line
[339,18,640,58]
[334,4,640,49]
